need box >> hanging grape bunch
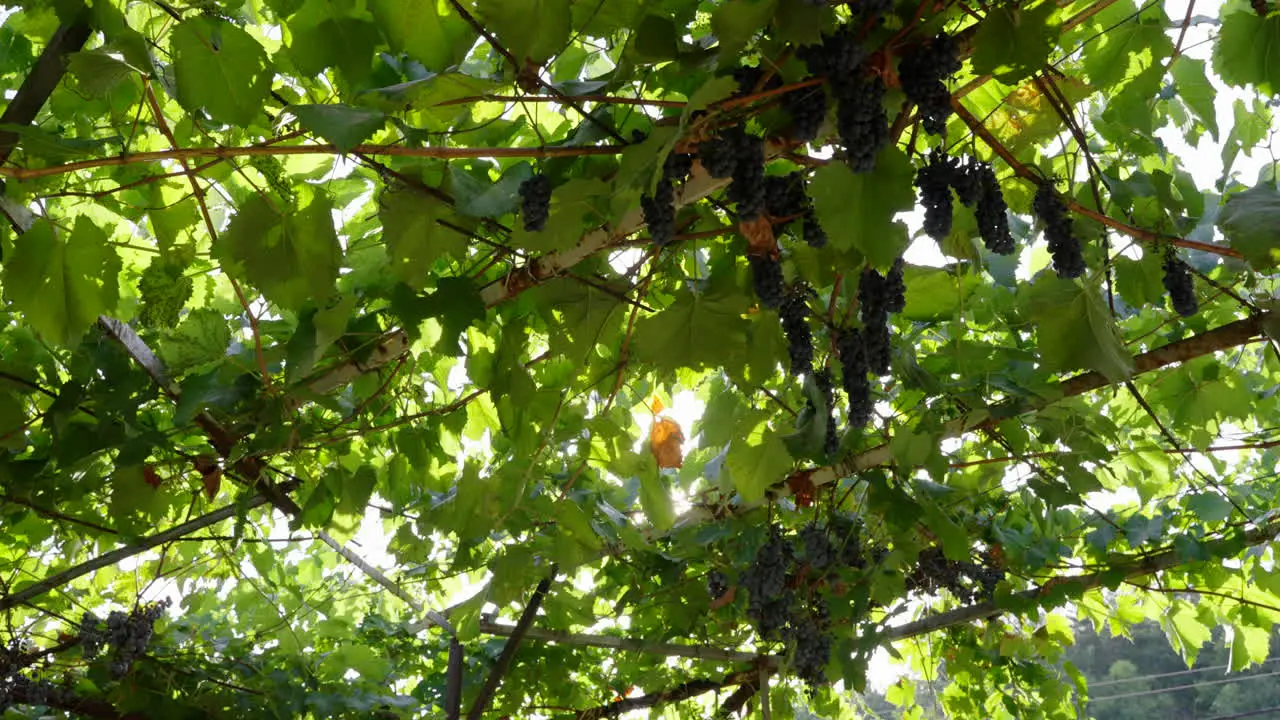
[748,253,786,310]
[798,27,888,172]
[1162,249,1199,317]
[950,159,1017,255]
[78,600,170,679]
[518,173,552,232]
[915,151,957,241]
[641,151,694,246]
[780,285,817,376]
[1033,181,1087,278]
[898,33,961,135]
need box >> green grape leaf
[1213,10,1280,95]
[452,162,532,218]
[1185,492,1234,524]
[476,0,571,64]
[66,49,137,97]
[639,469,675,533]
[970,2,1060,84]
[809,149,916,265]
[171,17,273,127]
[1027,275,1133,382]
[287,17,379,84]
[3,218,120,346]
[370,0,475,72]
[289,104,387,152]
[1172,58,1219,140]
[215,189,342,311]
[632,281,751,374]
[725,426,793,504]
[381,187,468,288]
[159,309,232,375]
[1218,183,1280,268]
[712,0,779,60]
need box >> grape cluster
[835,77,889,173]
[797,26,865,80]
[727,133,767,220]
[826,513,867,569]
[640,151,696,246]
[1,641,71,712]
[640,180,676,246]
[764,173,808,225]
[813,369,840,458]
[802,208,829,248]
[800,27,887,172]
[708,570,729,601]
[137,257,193,329]
[799,521,835,569]
[748,254,786,310]
[764,172,828,248]
[952,160,1016,255]
[698,127,768,219]
[1033,182,1087,279]
[780,287,815,376]
[915,151,955,241]
[740,529,796,639]
[1162,250,1199,317]
[781,83,829,143]
[518,173,552,232]
[836,328,874,430]
[858,267,894,375]
[897,33,960,135]
[906,547,1005,603]
[79,600,170,679]
[786,602,833,691]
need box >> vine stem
[574,669,761,720]
[0,143,625,181]
[465,573,555,720]
[436,93,685,109]
[477,619,777,665]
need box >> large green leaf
[475,0,571,64]
[380,187,468,288]
[215,189,343,311]
[370,0,475,72]
[725,425,793,504]
[1027,276,1133,382]
[632,280,751,374]
[1218,183,1280,268]
[1213,10,1280,95]
[809,149,916,266]
[290,105,387,152]
[970,2,1059,84]
[171,17,273,127]
[2,218,120,346]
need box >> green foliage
[1,1,1280,719]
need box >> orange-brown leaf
[787,470,816,508]
[143,464,163,489]
[740,215,777,255]
[647,394,665,415]
[710,585,737,610]
[649,416,685,469]
[201,469,222,500]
